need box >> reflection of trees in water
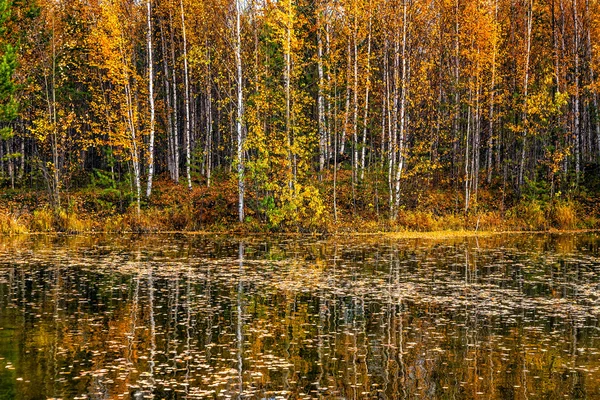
[0,234,599,398]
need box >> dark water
[0,233,599,399]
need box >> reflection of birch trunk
[52,260,61,397]
[351,295,358,400]
[128,270,141,376]
[331,244,339,395]
[147,265,156,393]
[237,241,245,397]
[169,272,180,371]
[205,260,213,352]
[185,263,193,394]
[383,249,393,394]
[317,291,326,389]
[395,251,406,397]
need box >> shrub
[31,208,54,232]
[0,211,27,234]
[516,200,547,230]
[551,201,577,230]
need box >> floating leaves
[0,233,598,398]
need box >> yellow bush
[0,212,27,234]
[55,209,92,233]
[103,214,126,233]
[517,201,547,230]
[476,211,505,231]
[396,210,438,231]
[552,201,577,230]
[31,208,54,232]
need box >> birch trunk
[284,0,294,189]
[518,0,532,188]
[170,11,180,184]
[360,3,372,181]
[393,0,408,219]
[573,0,581,180]
[487,0,497,184]
[159,19,174,181]
[146,0,155,197]
[206,47,213,187]
[352,7,359,187]
[317,15,326,175]
[180,0,192,189]
[586,0,600,157]
[235,0,245,221]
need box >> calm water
[0,233,599,399]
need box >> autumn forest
[0,0,600,232]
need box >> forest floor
[1,176,599,234]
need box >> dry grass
[31,208,54,232]
[0,180,597,235]
[551,201,577,230]
[0,211,27,234]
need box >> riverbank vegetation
[0,0,600,233]
[0,176,598,233]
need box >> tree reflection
[0,234,597,398]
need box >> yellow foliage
[0,211,27,234]
[31,208,55,232]
[552,201,577,230]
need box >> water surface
[0,233,599,399]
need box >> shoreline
[3,228,598,239]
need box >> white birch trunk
[235,0,245,221]
[170,11,180,184]
[180,0,192,190]
[487,0,497,184]
[519,0,532,187]
[393,0,407,218]
[317,20,326,175]
[146,0,155,197]
[360,3,372,181]
[573,0,581,179]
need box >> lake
[0,233,599,399]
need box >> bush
[551,201,577,230]
[0,211,27,234]
[31,208,54,232]
[515,200,547,230]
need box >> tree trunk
[393,0,408,219]
[235,0,245,222]
[159,18,175,181]
[360,2,372,181]
[487,0,497,184]
[146,0,155,197]
[518,0,532,188]
[317,13,326,176]
[180,0,192,190]
[170,12,180,184]
[573,0,580,181]
[206,46,213,187]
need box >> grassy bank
[1,177,598,235]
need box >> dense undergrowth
[1,169,598,234]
